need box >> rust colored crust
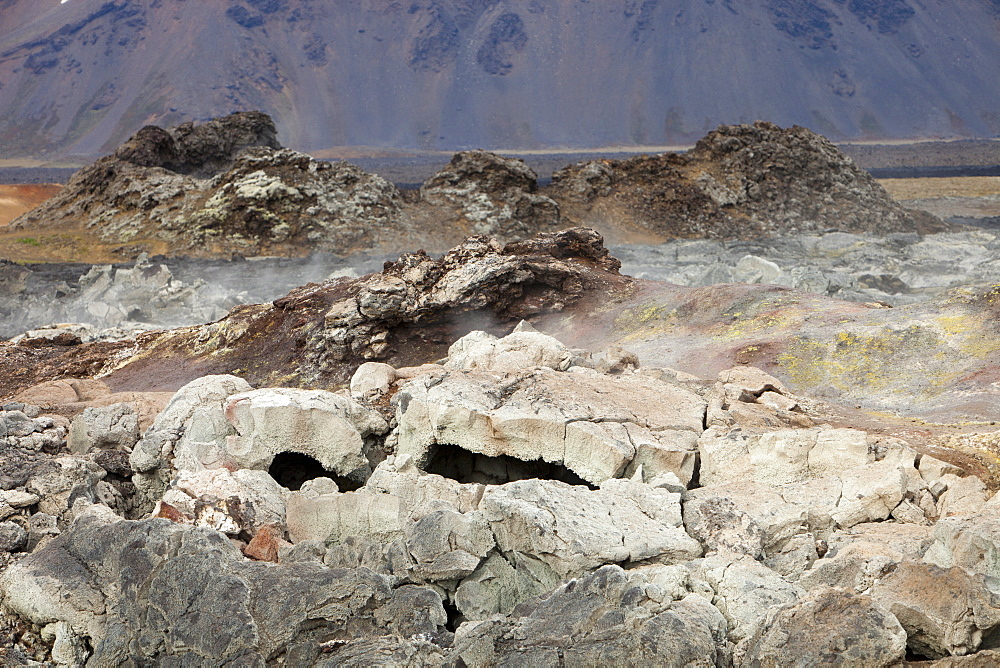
[1,229,634,396]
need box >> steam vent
[3,111,1000,665]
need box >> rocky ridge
[4,303,1000,663]
[553,121,946,239]
[8,114,942,260]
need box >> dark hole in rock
[443,599,463,633]
[425,444,596,488]
[268,452,363,492]
[904,649,935,662]
[980,623,1000,652]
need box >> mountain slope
[1,0,999,158]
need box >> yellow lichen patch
[935,315,970,336]
[613,303,679,341]
[778,325,960,397]
[715,310,789,341]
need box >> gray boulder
[67,403,139,454]
[0,508,448,665]
[737,586,907,667]
[129,374,252,510]
[870,560,1000,659]
[450,565,730,667]
[481,478,701,579]
[0,520,27,552]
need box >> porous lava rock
[11,112,404,258]
[417,149,561,240]
[551,121,947,239]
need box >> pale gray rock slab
[689,552,804,643]
[683,478,841,559]
[736,585,907,667]
[396,365,705,485]
[224,387,389,480]
[936,474,992,519]
[450,565,730,667]
[67,403,139,455]
[698,425,890,488]
[0,510,448,665]
[481,478,701,579]
[924,511,1000,581]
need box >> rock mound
[12,116,949,263]
[416,149,561,241]
[11,112,405,258]
[111,110,280,176]
[552,121,947,239]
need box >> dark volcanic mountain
[1,0,1000,158]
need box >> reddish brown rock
[244,523,291,563]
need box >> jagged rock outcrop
[417,150,561,240]
[8,116,950,265]
[552,122,947,239]
[10,304,1000,663]
[0,508,449,665]
[11,112,405,258]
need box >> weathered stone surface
[690,552,803,643]
[25,456,106,525]
[699,425,889,487]
[224,387,389,481]
[159,467,288,536]
[396,364,705,485]
[12,112,407,258]
[683,478,841,559]
[419,150,561,242]
[443,325,577,373]
[924,509,1000,580]
[67,403,139,454]
[0,521,27,552]
[0,510,448,665]
[454,551,562,622]
[349,362,397,402]
[129,374,252,510]
[450,565,730,667]
[481,479,701,579]
[870,561,1000,659]
[320,636,447,667]
[737,586,907,667]
[553,122,940,240]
